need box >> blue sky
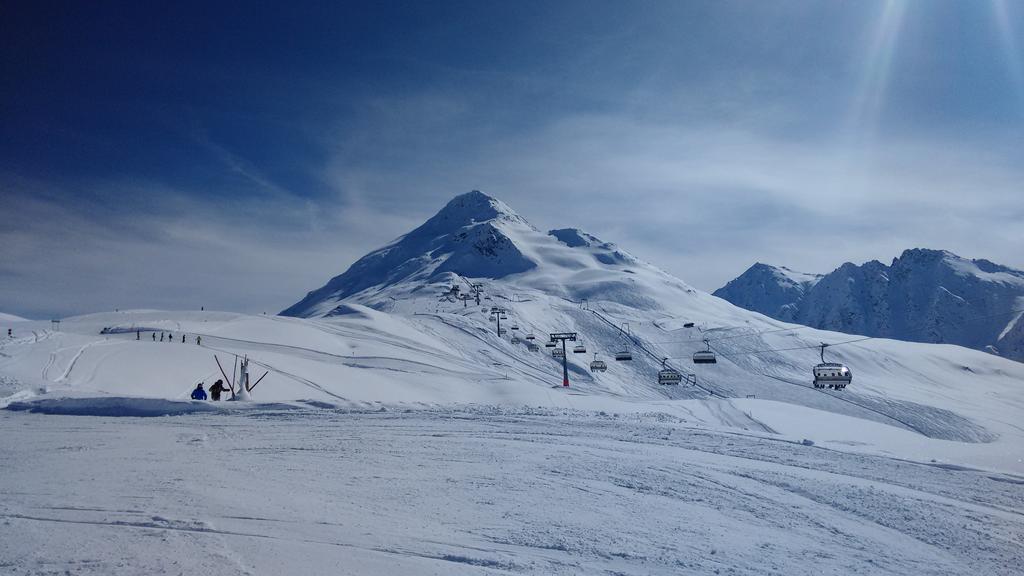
[2,1,1023,318]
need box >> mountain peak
[427,190,530,230]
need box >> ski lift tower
[549,332,578,387]
[491,307,508,337]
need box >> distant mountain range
[714,249,1024,361]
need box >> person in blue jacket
[190,383,207,401]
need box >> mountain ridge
[714,249,1024,361]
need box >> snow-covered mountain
[715,249,1024,361]
[5,193,1024,574]
[282,190,683,318]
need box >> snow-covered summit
[283,192,689,317]
[715,249,1024,361]
[282,191,539,317]
[712,263,822,322]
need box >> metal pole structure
[561,339,568,387]
[549,332,577,387]
[496,309,501,336]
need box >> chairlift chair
[511,324,519,331]
[511,336,520,344]
[615,348,632,361]
[528,342,539,352]
[692,338,717,364]
[573,342,586,354]
[658,358,683,385]
[590,353,607,372]
[552,348,565,359]
[525,333,536,340]
[812,344,852,389]
[545,341,556,348]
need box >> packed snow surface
[3,407,1023,576]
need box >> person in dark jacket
[190,383,207,401]
[209,379,227,401]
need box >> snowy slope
[3,407,1023,576]
[716,249,1024,361]
[2,193,1024,475]
[0,311,29,323]
[3,192,1024,575]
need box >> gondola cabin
[813,363,851,389]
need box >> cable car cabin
[658,368,683,385]
[527,343,539,352]
[552,348,565,359]
[545,341,557,348]
[525,334,536,340]
[615,350,632,361]
[692,351,717,364]
[813,363,851,389]
[590,359,607,372]
[573,343,586,354]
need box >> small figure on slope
[209,379,228,401]
[190,383,207,401]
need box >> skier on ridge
[190,383,207,401]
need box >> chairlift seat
[615,350,632,361]
[692,351,717,364]
[573,344,586,354]
[658,369,683,385]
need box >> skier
[209,379,227,401]
[168,332,173,342]
[181,334,185,343]
[137,330,140,340]
[160,332,164,342]
[190,383,207,401]
[196,335,202,345]
[152,332,156,341]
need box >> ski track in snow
[1,408,1021,576]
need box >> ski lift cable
[654,307,1024,346]
[586,308,724,398]
[716,336,875,358]
[702,340,927,434]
